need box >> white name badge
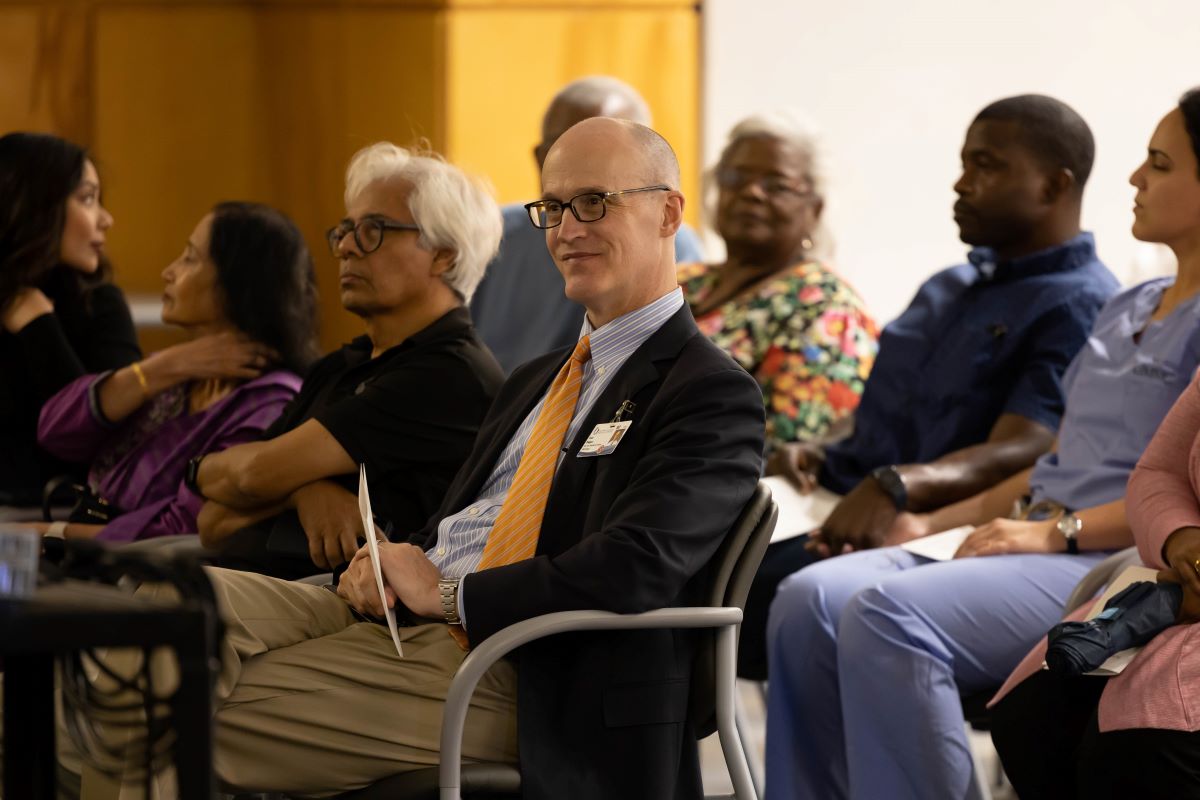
[577,420,632,457]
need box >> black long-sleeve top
[0,281,141,504]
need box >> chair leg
[715,626,757,800]
[733,684,764,798]
[965,724,994,800]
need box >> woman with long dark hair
[27,202,319,542]
[0,132,140,504]
[990,87,1200,800]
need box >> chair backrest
[689,481,778,736]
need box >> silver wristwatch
[438,578,462,624]
[1056,513,1082,555]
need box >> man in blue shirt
[739,94,1121,678]
[470,76,704,373]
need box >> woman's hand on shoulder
[147,331,278,384]
[2,288,54,333]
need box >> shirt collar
[967,232,1097,283]
[350,305,473,362]
[580,288,685,368]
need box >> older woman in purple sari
[29,202,319,542]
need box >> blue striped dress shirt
[427,288,684,621]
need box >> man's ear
[431,248,456,276]
[1042,167,1076,205]
[660,192,685,237]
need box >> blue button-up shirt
[820,232,1119,493]
[1030,278,1200,509]
[428,288,685,621]
[470,203,704,373]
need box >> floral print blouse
[679,260,879,451]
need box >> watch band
[870,465,908,511]
[184,455,205,497]
[44,521,67,539]
[438,578,462,625]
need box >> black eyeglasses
[715,168,813,199]
[326,217,421,257]
[524,185,671,230]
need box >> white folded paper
[899,525,975,561]
[358,464,404,658]
[761,476,841,543]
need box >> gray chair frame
[323,482,778,800]
[1063,546,1143,612]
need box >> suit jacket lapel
[538,305,700,555]
[439,352,567,517]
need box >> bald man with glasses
[80,119,764,800]
[469,75,704,373]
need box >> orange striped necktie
[478,335,593,569]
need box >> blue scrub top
[1031,277,1200,510]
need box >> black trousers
[738,534,819,680]
[991,669,1200,799]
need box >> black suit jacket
[407,305,765,800]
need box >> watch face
[1059,515,1082,536]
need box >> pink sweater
[992,375,1200,731]
[1102,374,1200,731]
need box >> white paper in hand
[899,525,975,561]
[358,464,404,658]
[762,476,841,543]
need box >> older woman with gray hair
[191,142,507,579]
[679,112,878,451]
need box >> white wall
[703,0,1198,323]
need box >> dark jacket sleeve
[18,283,140,404]
[461,360,765,644]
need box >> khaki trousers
[79,567,518,799]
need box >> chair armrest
[438,606,742,797]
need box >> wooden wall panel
[3,0,699,353]
[0,3,92,143]
[93,3,444,349]
[444,5,700,221]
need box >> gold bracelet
[130,361,150,399]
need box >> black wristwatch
[184,454,206,497]
[870,465,908,511]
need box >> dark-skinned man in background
[739,94,1120,679]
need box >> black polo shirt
[262,305,505,539]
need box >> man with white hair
[83,118,763,800]
[188,143,506,578]
[470,75,704,372]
